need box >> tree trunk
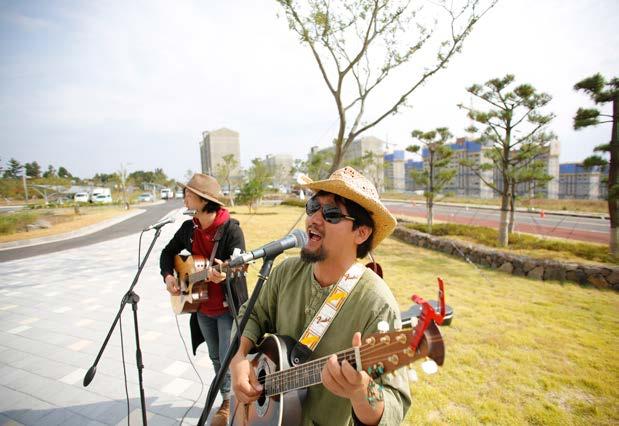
[227,181,235,207]
[610,227,618,258]
[427,149,435,234]
[609,94,619,258]
[508,189,516,234]
[498,194,510,247]
[428,199,433,234]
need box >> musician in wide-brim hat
[230,167,410,425]
[160,173,248,426]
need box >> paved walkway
[0,208,221,425]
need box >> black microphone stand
[197,256,276,426]
[83,227,165,426]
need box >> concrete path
[0,207,222,425]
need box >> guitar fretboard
[188,263,228,285]
[264,349,358,396]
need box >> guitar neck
[263,326,437,397]
[188,262,228,284]
[264,349,357,397]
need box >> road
[0,198,609,262]
[0,199,183,262]
[384,200,609,244]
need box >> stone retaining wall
[392,225,619,291]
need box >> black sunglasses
[305,197,355,224]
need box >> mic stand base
[125,291,147,426]
[83,228,164,426]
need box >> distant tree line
[0,157,176,200]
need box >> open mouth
[308,229,322,243]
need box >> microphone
[229,229,308,267]
[143,217,175,232]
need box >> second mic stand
[197,256,276,426]
[83,227,164,426]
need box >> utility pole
[22,172,29,204]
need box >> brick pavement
[0,208,222,425]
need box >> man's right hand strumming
[230,337,263,403]
[164,274,180,295]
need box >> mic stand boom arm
[197,256,276,426]
[83,227,164,426]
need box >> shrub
[280,198,306,208]
[0,211,40,235]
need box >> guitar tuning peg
[421,358,438,375]
[377,321,389,333]
[407,369,418,383]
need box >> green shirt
[238,257,411,426]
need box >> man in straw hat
[160,173,248,426]
[230,167,410,425]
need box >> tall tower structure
[199,128,242,178]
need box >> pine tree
[573,73,619,257]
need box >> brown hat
[179,173,224,206]
[300,166,396,249]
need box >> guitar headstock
[360,278,447,380]
[360,321,444,380]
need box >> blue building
[559,163,607,199]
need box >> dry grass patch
[231,205,619,425]
[0,206,135,242]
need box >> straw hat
[300,166,396,249]
[179,173,224,206]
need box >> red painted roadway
[387,205,609,245]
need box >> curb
[0,208,146,251]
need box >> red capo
[409,277,446,352]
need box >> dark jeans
[196,311,233,399]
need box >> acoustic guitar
[171,254,244,315]
[230,280,448,425]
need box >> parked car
[93,194,113,204]
[175,189,183,199]
[74,192,90,203]
[137,193,153,202]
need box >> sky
[1,0,617,181]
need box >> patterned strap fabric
[299,263,365,351]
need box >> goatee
[300,246,327,263]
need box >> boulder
[543,266,566,282]
[606,270,619,286]
[565,269,587,284]
[587,274,610,289]
[498,262,514,273]
[527,266,544,280]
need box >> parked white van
[74,192,90,203]
[160,188,172,199]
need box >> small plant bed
[404,222,615,265]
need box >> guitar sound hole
[257,369,266,406]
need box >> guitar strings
[255,338,418,390]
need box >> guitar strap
[297,262,365,354]
[209,220,227,265]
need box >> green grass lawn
[232,205,618,425]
